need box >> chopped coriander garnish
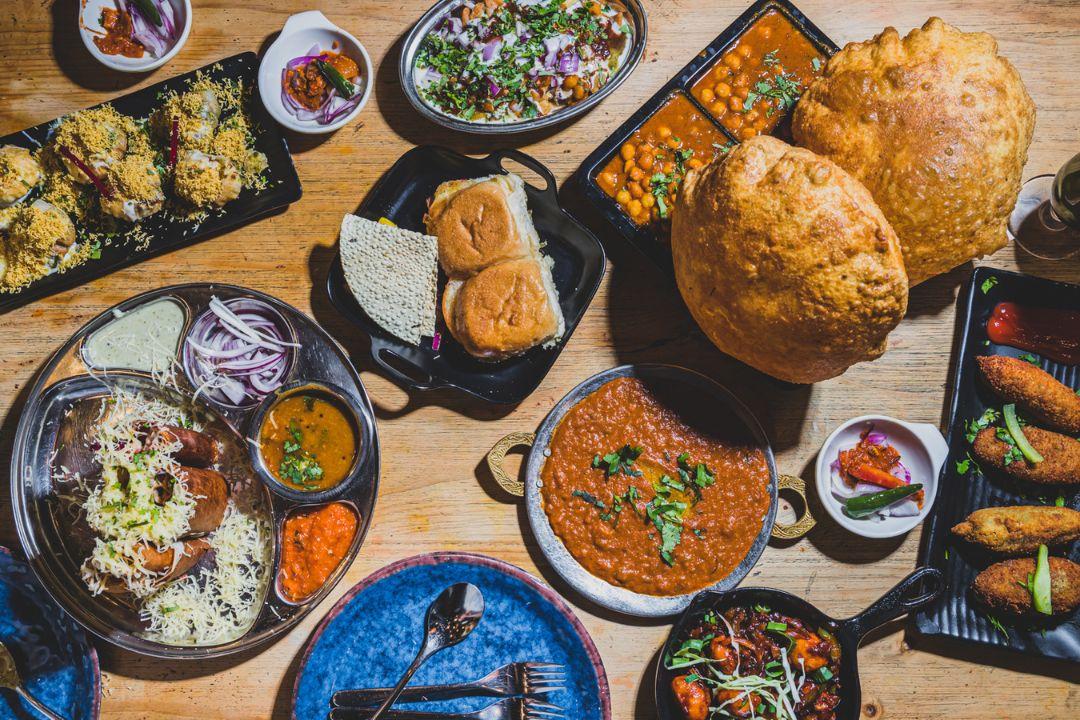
[980,276,998,294]
[965,408,1001,444]
[592,444,643,477]
[1018,353,1040,365]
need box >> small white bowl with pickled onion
[815,415,948,539]
[79,0,191,73]
[258,11,372,134]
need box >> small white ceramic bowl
[258,11,373,135]
[815,415,948,539]
[78,0,192,73]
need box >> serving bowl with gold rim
[10,284,379,659]
[487,364,815,617]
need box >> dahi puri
[672,135,908,384]
[792,17,1035,285]
[426,173,564,361]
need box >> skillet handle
[770,474,816,540]
[370,342,444,393]
[486,432,535,497]
[491,148,558,197]
[846,567,944,640]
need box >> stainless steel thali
[10,284,380,659]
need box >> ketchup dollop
[986,301,1080,365]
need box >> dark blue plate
[292,552,610,720]
[0,547,99,720]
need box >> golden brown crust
[951,505,1080,555]
[425,179,530,278]
[445,258,559,360]
[671,135,908,384]
[792,17,1036,285]
[976,356,1080,434]
[174,467,229,535]
[102,538,211,593]
[971,427,1080,485]
[972,556,1080,616]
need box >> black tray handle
[369,337,447,392]
[844,567,944,641]
[489,148,557,197]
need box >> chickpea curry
[540,377,771,597]
[691,9,826,140]
[595,93,731,228]
[259,393,359,492]
[668,605,842,720]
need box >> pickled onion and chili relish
[594,93,731,227]
[668,605,841,720]
[414,0,634,123]
[690,9,825,140]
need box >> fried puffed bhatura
[971,426,1080,485]
[792,18,1035,285]
[977,356,1080,435]
[671,135,908,384]
[952,506,1080,555]
[973,556,1080,617]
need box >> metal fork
[331,663,566,707]
[328,698,565,720]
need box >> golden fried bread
[425,174,539,278]
[977,356,1080,434]
[952,506,1080,555]
[442,257,563,361]
[671,135,908,384]
[792,18,1035,285]
[972,426,1080,485]
[973,557,1080,617]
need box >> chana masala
[540,377,771,597]
[691,8,826,139]
[278,502,359,603]
[259,393,359,493]
[595,93,731,228]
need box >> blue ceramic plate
[0,547,99,720]
[292,552,610,719]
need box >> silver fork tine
[523,699,565,720]
[524,662,563,671]
[522,664,567,697]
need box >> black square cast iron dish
[327,146,606,405]
[568,0,838,274]
[915,266,1080,663]
[0,53,302,313]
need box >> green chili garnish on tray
[1029,544,1052,615]
[844,483,923,519]
[1003,403,1044,464]
[316,60,356,99]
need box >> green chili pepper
[1003,403,1044,464]
[1031,544,1052,615]
[315,60,356,99]
[844,484,923,519]
[133,0,163,27]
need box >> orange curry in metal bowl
[540,376,771,597]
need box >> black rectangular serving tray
[568,0,838,273]
[327,146,606,405]
[914,266,1080,663]
[0,52,302,313]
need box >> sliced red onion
[486,78,502,98]
[864,431,888,446]
[121,0,177,59]
[432,332,442,352]
[887,498,922,517]
[556,51,580,75]
[892,459,912,484]
[482,38,502,62]
[183,297,297,407]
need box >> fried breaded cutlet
[972,556,1080,616]
[971,427,1080,484]
[977,356,1080,434]
[952,506,1080,554]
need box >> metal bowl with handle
[398,0,648,135]
[486,364,815,617]
[654,567,944,720]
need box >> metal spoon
[367,583,485,720]
[0,640,64,720]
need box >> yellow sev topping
[109,155,163,201]
[173,155,223,208]
[52,105,152,163]
[0,203,77,292]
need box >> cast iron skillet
[327,145,606,405]
[655,567,944,720]
[487,364,815,617]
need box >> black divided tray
[0,53,302,312]
[915,266,1080,662]
[327,146,606,405]
[568,0,837,273]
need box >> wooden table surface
[2,0,1078,717]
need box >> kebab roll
[952,505,1080,555]
[976,356,1080,434]
[102,538,211,593]
[973,556,1080,617]
[149,425,220,467]
[971,427,1080,485]
[155,467,229,535]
